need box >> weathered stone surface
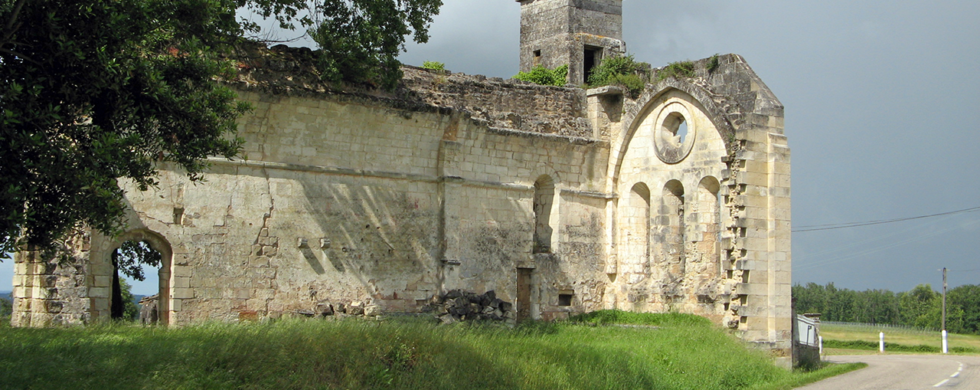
[364,305,382,317]
[11,0,791,355]
[348,302,365,316]
[315,300,333,316]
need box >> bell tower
[517,0,626,85]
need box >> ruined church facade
[11,0,792,353]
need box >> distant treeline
[793,283,980,335]
[0,292,10,317]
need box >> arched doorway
[106,230,173,325]
[110,240,162,322]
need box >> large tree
[0,0,441,255]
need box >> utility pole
[942,267,948,354]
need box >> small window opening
[173,207,184,225]
[584,46,601,83]
[558,294,573,307]
[533,49,542,67]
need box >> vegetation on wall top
[421,61,446,71]
[655,61,696,82]
[513,64,569,87]
[586,54,650,98]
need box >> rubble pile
[422,290,515,324]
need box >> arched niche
[532,175,557,254]
[690,176,721,279]
[619,182,651,275]
[655,180,685,277]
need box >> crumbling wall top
[225,42,595,139]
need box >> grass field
[821,323,980,355]
[0,311,862,389]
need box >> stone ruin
[11,0,793,357]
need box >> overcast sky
[3,0,979,295]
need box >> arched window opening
[623,183,651,274]
[655,180,685,275]
[533,175,556,254]
[111,240,162,322]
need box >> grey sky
[3,0,978,295]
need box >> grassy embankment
[0,311,862,389]
[821,323,980,355]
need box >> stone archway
[103,230,173,325]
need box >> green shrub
[586,54,649,98]
[421,61,445,71]
[513,64,568,86]
[655,61,696,82]
[706,54,720,73]
[587,55,644,85]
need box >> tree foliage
[238,0,442,89]
[0,0,442,256]
[119,279,140,321]
[113,240,162,282]
[0,0,247,255]
[0,295,11,317]
[306,0,442,89]
[794,282,980,334]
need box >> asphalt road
[799,354,980,390]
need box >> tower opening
[584,46,601,83]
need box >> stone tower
[517,0,626,85]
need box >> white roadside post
[879,331,885,353]
[942,267,948,354]
[942,330,948,354]
[818,335,823,357]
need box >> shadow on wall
[292,169,444,310]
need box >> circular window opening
[653,102,696,164]
[660,112,689,147]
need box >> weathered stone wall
[12,79,611,326]
[402,68,592,138]
[518,0,625,84]
[608,88,731,323]
[602,53,792,355]
[11,232,93,327]
[10,2,791,357]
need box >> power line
[793,206,980,233]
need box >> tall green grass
[0,312,858,389]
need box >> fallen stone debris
[294,290,514,324]
[421,290,515,324]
